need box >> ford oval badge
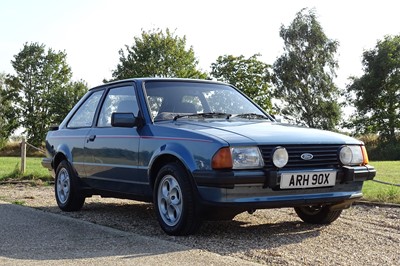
[301,153,313,160]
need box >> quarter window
[67,90,103,128]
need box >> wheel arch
[53,152,67,171]
[149,154,195,190]
[148,143,197,190]
[52,144,73,173]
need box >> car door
[64,89,104,178]
[83,84,144,195]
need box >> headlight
[339,145,365,165]
[231,146,264,169]
[272,147,288,168]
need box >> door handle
[87,135,96,142]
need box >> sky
[1,0,400,89]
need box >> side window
[97,86,139,127]
[67,90,103,128]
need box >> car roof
[89,78,228,91]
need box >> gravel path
[1,183,399,265]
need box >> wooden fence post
[21,138,26,173]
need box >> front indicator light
[212,147,233,169]
[361,146,369,165]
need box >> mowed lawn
[362,161,400,204]
[0,157,52,181]
[0,157,399,203]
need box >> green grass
[0,157,399,204]
[12,200,26,206]
[362,161,400,204]
[0,157,53,183]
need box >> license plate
[280,171,336,189]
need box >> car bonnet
[159,120,362,146]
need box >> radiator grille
[259,144,341,169]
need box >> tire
[294,205,342,224]
[55,160,85,212]
[154,162,202,236]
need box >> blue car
[42,78,376,235]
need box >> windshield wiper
[173,112,231,121]
[233,113,268,119]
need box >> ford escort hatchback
[42,78,376,235]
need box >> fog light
[272,147,288,168]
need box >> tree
[50,80,88,125]
[6,42,87,146]
[210,54,272,112]
[0,73,19,147]
[273,8,341,130]
[111,28,207,80]
[347,35,400,142]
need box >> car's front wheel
[154,162,201,235]
[55,160,85,212]
[294,205,342,224]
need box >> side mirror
[49,124,59,131]
[271,115,285,123]
[111,113,139,128]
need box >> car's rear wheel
[294,205,342,224]
[55,160,85,212]
[154,162,201,235]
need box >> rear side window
[67,90,103,128]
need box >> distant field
[0,157,399,203]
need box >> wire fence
[372,179,400,187]
[25,141,47,155]
[20,138,46,173]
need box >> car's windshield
[144,81,270,121]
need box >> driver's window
[97,86,139,127]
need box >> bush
[0,141,45,157]
[0,138,6,150]
[359,134,400,161]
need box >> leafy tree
[0,73,19,147]
[273,8,341,130]
[346,35,400,142]
[210,54,272,112]
[50,80,88,125]
[111,28,207,80]
[6,42,87,146]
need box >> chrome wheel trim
[56,168,70,204]
[157,174,183,227]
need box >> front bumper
[193,164,376,188]
[192,165,376,209]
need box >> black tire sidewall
[294,205,342,224]
[55,160,84,211]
